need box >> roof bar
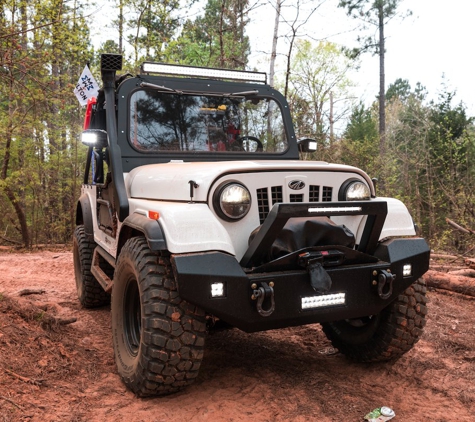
[141,62,267,84]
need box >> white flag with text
[73,65,100,106]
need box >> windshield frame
[115,75,299,171]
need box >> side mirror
[297,138,317,153]
[81,129,108,149]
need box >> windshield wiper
[140,82,183,94]
[225,90,259,97]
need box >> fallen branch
[54,317,77,326]
[430,265,466,272]
[4,368,43,386]
[17,288,46,297]
[424,270,475,297]
[465,258,475,270]
[3,295,76,329]
[0,394,24,411]
[430,253,459,260]
[0,235,22,245]
[446,218,475,235]
[448,269,475,278]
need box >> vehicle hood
[125,160,374,202]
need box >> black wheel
[111,237,206,396]
[321,278,428,362]
[236,135,263,152]
[73,225,110,308]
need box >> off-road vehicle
[74,54,430,396]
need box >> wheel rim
[123,277,141,356]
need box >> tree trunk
[269,0,281,88]
[378,4,386,155]
[219,0,226,67]
[424,270,475,297]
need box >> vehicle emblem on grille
[288,180,305,190]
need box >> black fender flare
[118,213,167,256]
[76,194,94,241]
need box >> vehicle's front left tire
[111,237,206,396]
[321,278,428,362]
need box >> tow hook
[375,269,396,300]
[251,281,275,317]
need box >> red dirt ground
[0,248,474,421]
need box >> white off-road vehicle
[74,54,430,396]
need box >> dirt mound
[1,251,475,421]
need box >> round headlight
[339,179,371,201]
[214,183,251,220]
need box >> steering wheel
[236,136,263,152]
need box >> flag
[74,65,100,106]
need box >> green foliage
[386,78,427,103]
[164,0,251,69]
[336,80,475,253]
[286,40,357,144]
[0,0,93,247]
[125,0,181,63]
[344,102,378,142]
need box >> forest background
[1,0,474,254]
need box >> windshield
[129,90,288,153]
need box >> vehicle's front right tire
[111,237,206,396]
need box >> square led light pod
[211,282,225,298]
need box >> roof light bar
[141,62,267,84]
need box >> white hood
[125,160,373,201]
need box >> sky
[246,0,475,116]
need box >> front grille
[322,186,333,202]
[289,194,303,202]
[309,185,319,202]
[271,186,283,204]
[256,188,269,224]
[256,184,333,223]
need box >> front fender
[76,193,94,241]
[118,213,167,255]
[128,200,236,256]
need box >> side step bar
[91,246,116,292]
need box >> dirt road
[0,249,474,421]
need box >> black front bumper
[172,200,429,332]
[172,237,430,333]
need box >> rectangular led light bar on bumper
[301,293,346,310]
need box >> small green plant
[35,311,45,321]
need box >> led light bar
[301,293,346,310]
[403,264,412,277]
[211,282,225,298]
[308,206,362,214]
[141,62,267,84]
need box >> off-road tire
[111,237,206,396]
[321,278,427,362]
[73,225,110,308]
